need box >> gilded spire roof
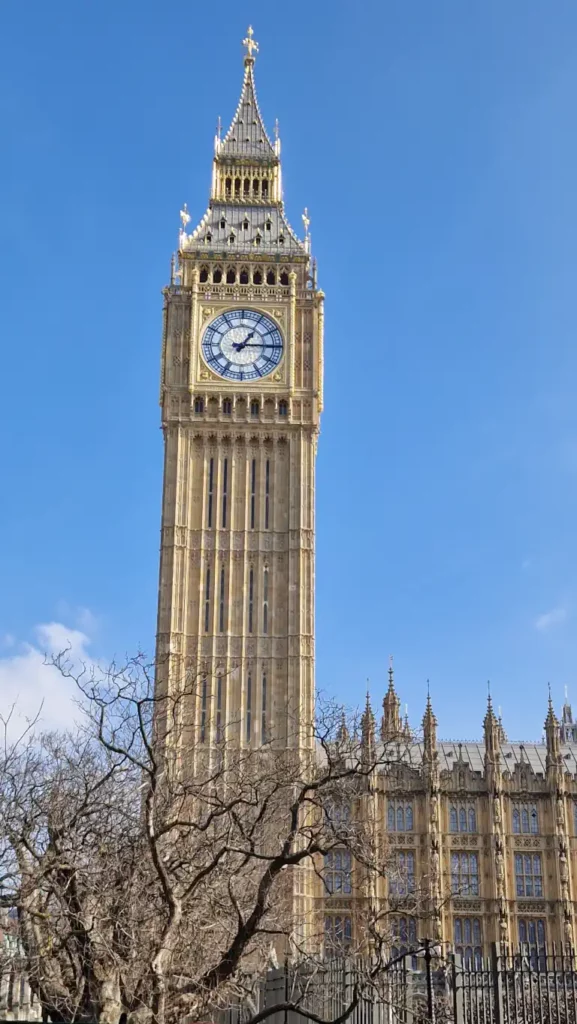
[218,29,276,162]
[180,27,307,259]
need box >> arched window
[234,178,241,197]
[265,219,272,231]
[468,807,476,833]
[521,808,529,833]
[226,268,236,284]
[261,673,267,743]
[387,805,395,831]
[253,270,262,285]
[206,231,212,243]
[243,218,249,230]
[250,458,256,528]
[265,459,270,529]
[221,457,228,528]
[250,400,260,418]
[248,568,254,633]
[243,178,250,196]
[200,677,207,742]
[280,271,289,286]
[266,270,276,285]
[246,674,252,742]
[216,674,223,743]
[459,808,467,833]
[262,180,269,198]
[220,217,226,229]
[207,457,214,527]
[240,267,249,284]
[253,178,259,195]
[405,805,413,831]
[530,805,538,834]
[222,398,232,415]
[213,268,222,283]
[199,267,209,283]
[228,232,236,245]
[279,234,285,246]
[450,807,458,833]
[204,568,211,633]
[219,566,225,632]
[263,566,269,634]
[278,400,288,417]
[225,179,231,197]
[513,809,521,834]
[255,234,261,246]
[396,806,404,832]
[194,397,204,414]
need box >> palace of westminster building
[155,29,577,967]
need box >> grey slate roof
[377,740,577,778]
[185,203,305,257]
[219,62,276,162]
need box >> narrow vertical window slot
[250,458,256,529]
[222,458,228,528]
[207,457,214,528]
[261,673,267,743]
[219,565,225,632]
[200,677,207,742]
[265,459,270,529]
[216,674,222,743]
[263,566,269,635]
[204,567,211,632]
[246,674,252,742]
[248,567,254,633]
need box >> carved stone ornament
[201,307,214,321]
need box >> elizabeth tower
[156,29,323,761]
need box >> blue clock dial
[201,309,284,382]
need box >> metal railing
[3,944,577,1024]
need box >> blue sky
[2,0,577,740]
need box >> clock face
[201,309,284,382]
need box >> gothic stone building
[155,29,577,965]
[331,675,577,965]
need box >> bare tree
[0,655,434,1024]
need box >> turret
[545,689,562,773]
[381,658,402,742]
[483,691,501,766]
[422,689,438,764]
[361,691,376,762]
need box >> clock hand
[233,329,256,351]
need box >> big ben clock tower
[156,28,324,761]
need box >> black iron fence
[3,945,577,1023]
[221,945,577,1024]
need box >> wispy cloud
[534,606,568,632]
[0,620,97,735]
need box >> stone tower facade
[156,29,323,762]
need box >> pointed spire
[361,689,376,754]
[381,656,402,742]
[545,684,561,768]
[484,686,501,763]
[422,685,437,761]
[219,28,276,160]
[336,711,349,745]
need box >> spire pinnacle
[243,25,259,64]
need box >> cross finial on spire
[243,25,259,62]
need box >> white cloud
[534,606,568,632]
[0,621,96,735]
